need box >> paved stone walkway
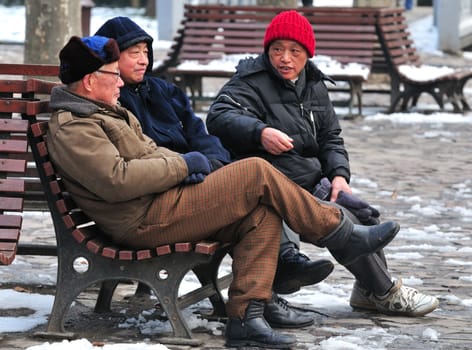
[2,111,471,350]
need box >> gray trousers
[281,221,301,251]
[280,206,394,296]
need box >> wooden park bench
[373,8,472,112]
[154,5,380,116]
[0,63,232,346]
[155,5,472,115]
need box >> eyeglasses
[96,69,121,82]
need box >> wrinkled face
[268,39,308,81]
[118,42,149,84]
[89,61,124,105]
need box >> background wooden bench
[0,64,232,345]
[154,5,379,116]
[154,5,472,115]
[374,8,472,112]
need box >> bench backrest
[0,64,60,264]
[375,8,421,76]
[156,5,381,74]
[0,118,29,264]
[0,64,60,211]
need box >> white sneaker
[350,279,439,317]
[350,281,377,310]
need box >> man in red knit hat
[207,10,439,319]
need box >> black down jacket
[206,54,350,192]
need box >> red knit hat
[263,10,315,58]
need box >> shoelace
[276,296,291,311]
[395,286,420,310]
[282,249,310,263]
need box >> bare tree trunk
[24,0,81,64]
[146,0,156,17]
[256,0,298,6]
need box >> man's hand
[330,176,351,202]
[261,127,294,155]
[182,151,211,175]
[182,173,206,184]
[335,191,380,225]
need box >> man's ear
[82,73,94,92]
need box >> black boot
[273,248,334,294]
[319,214,400,266]
[264,292,314,328]
[225,300,296,349]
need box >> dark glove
[209,158,225,172]
[182,173,206,184]
[313,177,332,200]
[335,191,380,226]
[182,152,211,175]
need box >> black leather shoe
[225,300,296,349]
[264,293,314,329]
[330,221,400,266]
[273,248,334,294]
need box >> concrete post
[81,0,95,37]
[437,0,461,53]
[157,0,184,41]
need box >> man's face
[89,62,124,105]
[118,42,149,84]
[268,39,308,81]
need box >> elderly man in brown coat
[47,35,400,348]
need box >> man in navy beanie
[95,16,337,328]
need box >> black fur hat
[59,35,120,84]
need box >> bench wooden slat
[0,63,59,77]
[0,228,20,241]
[0,139,28,153]
[62,211,93,229]
[195,241,220,254]
[0,158,27,173]
[175,242,192,252]
[0,99,50,115]
[0,197,23,211]
[0,242,17,265]
[0,178,25,193]
[118,250,134,260]
[136,249,152,260]
[102,246,118,259]
[0,118,29,132]
[0,214,22,228]
[72,227,94,244]
[156,244,172,256]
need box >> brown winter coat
[47,86,188,244]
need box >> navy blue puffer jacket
[95,17,231,164]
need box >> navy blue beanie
[95,17,154,72]
[59,35,120,84]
